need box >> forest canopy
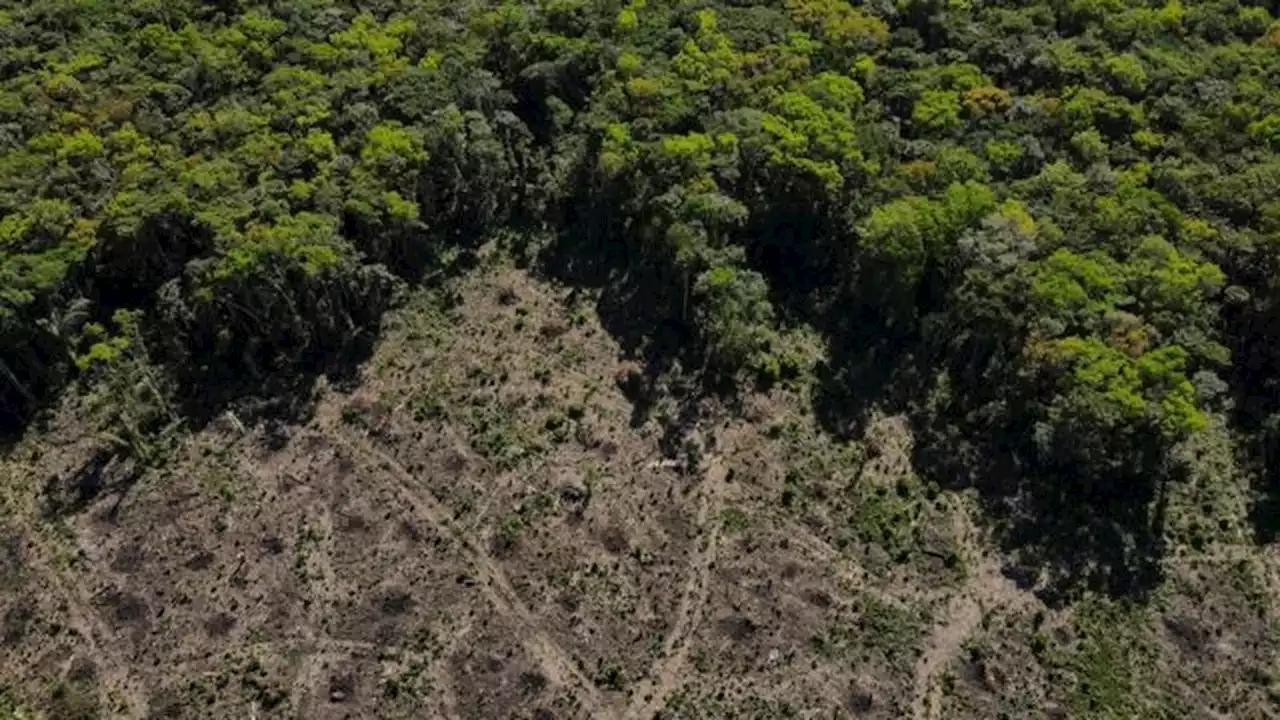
[3,0,1280,526]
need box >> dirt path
[428,614,474,720]
[324,425,607,715]
[0,456,140,709]
[910,590,983,720]
[910,553,1030,720]
[623,448,730,720]
[8,493,151,717]
[29,553,149,715]
[301,497,339,636]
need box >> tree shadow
[810,306,1170,606]
[1239,423,1280,544]
[165,317,384,431]
[24,318,389,524]
[915,412,1170,606]
[535,200,776,460]
[810,306,925,441]
[1,214,215,443]
[1221,298,1280,545]
[0,326,74,442]
[998,466,1170,606]
[1250,464,1280,544]
[40,448,144,522]
[0,384,54,455]
[163,227,489,432]
[921,371,1171,605]
[535,190,697,425]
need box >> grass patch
[719,506,751,534]
[811,593,926,670]
[1049,599,1187,718]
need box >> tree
[692,265,777,374]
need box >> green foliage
[1054,601,1164,718]
[214,214,347,280]
[1070,129,1108,164]
[1103,54,1149,96]
[984,139,1024,176]
[76,308,181,467]
[1248,113,1280,150]
[361,122,427,167]
[785,0,889,54]
[912,90,962,132]
[692,265,777,373]
[860,195,941,285]
[934,145,989,185]
[0,0,1277,540]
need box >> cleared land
[2,256,1278,719]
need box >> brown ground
[1,255,1277,719]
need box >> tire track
[20,522,150,717]
[911,592,983,720]
[910,554,1033,720]
[323,426,607,715]
[3,457,144,712]
[427,613,474,720]
[623,449,730,720]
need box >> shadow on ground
[1242,430,1280,545]
[23,236,483,521]
[534,200,1177,606]
[534,198,705,430]
[806,298,1170,606]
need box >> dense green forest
[2,0,1280,574]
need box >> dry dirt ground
[1,256,1278,719]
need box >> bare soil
[1,258,1277,719]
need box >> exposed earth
[2,255,1278,719]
